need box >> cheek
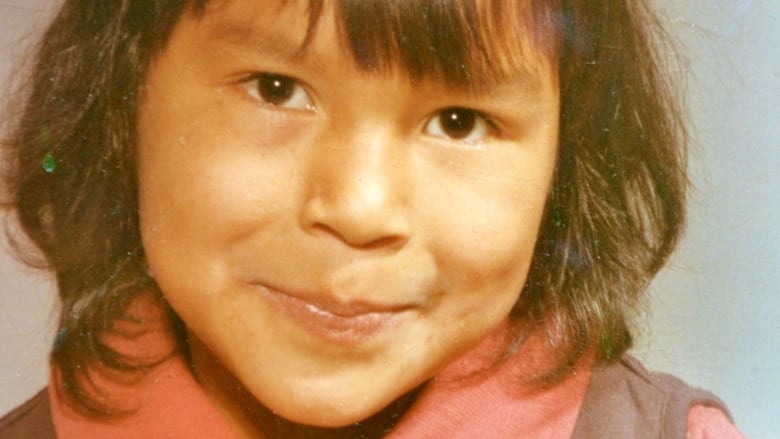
[137,151,292,301]
[421,173,552,355]
[136,83,309,254]
[419,161,553,290]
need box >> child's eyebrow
[203,18,308,65]
[414,57,554,101]
[445,65,551,99]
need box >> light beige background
[1,2,777,437]
[0,0,60,424]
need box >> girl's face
[138,0,559,428]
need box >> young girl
[0,0,747,437]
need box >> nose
[300,128,411,250]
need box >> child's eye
[241,73,314,111]
[424,107,491,143]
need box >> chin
[266,381,425,431]
[273,398,385,428]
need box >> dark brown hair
[2,0,686,415]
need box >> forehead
[190,0,560,91]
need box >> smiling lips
[256,283,412,343]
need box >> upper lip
[253,282,415,317]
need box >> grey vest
[571,355,731,438]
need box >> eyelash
[240,72,315,111]
[423,107,496,144]
[239,72,498,143]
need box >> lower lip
[258,286,405,343]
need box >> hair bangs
[186,0,560,88]
[332,0,560,88]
